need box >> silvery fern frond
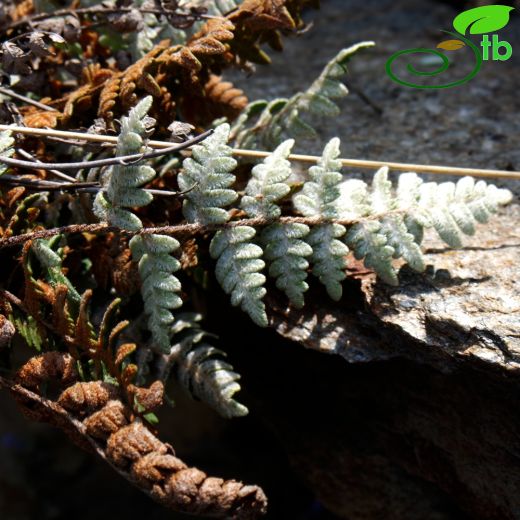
[179,123,238,225]
[241,139,294,219]
[372,168,425,273]
[93,96,155,231]
[339,168,425,285]
[180,124,267,325]
[261,223,312,309]
[287,42,375,132]
[210,226,268,327]
[92,96,182,352]
[345,220,398,285]
[130,234,183,352]
[178,345,248,418]
[338,169,419,285]
[294,138,349,300]
[305,223,350,301]
[0,130,13,177]
[336,167,512,284]
[231,43,374,149]
[293,138,343,219]
[399,173,513,248]
[242,140,312,307]
[158,313,248,418]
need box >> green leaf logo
[453,5,514,35]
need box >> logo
[386,4,515,89]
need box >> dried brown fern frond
[118,42,167,112]
[21,239,50,328]
[227,0,318,64]
[7,353,267,519]
[15,351,78,391]
[16,248,138,392]
[21,0,316,131]
[230,0,297,31]
[97,40,168,125]
[184,17,236,62]
[2,192,44,238]
[87,233,140,297]
[62,64,115,121]
[0,186,25,237]
[2,0,35,25]
[178,74,248,127]
[205,75,248,114]
[22,108,62,128]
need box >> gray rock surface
[230,0,520,194]
[270,205,520,370]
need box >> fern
[336,166,513,284]
[127,0,238,57]
[92,0,189,58]
[189,129,512,320]
[179,123,238,225]
[158,313,248,418]
[398,173,513,248]
[129,234,183,352]
[92,103,512,330]
[241,139,294,219]
[231,43,374,149]
[93,96,182,352]
[242,140,312,308]
[128,0,188,59]
[210,226,268,327]
[293,138,349,300]
[93,96,155,231]
[180,123,268,325]
[372,168,425,273]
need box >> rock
[263,204,520,519]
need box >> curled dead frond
[10,354,267,519]
[15,351,78,391]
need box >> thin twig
[0,87,55,112]
[3,6,210,31]
[0,212,404,250]
[0,125,518,180]
[0,174,97,191]
[0,174,187,197]
[16,149,77,182]
[44,135,115,147]
[0,130,213,171]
